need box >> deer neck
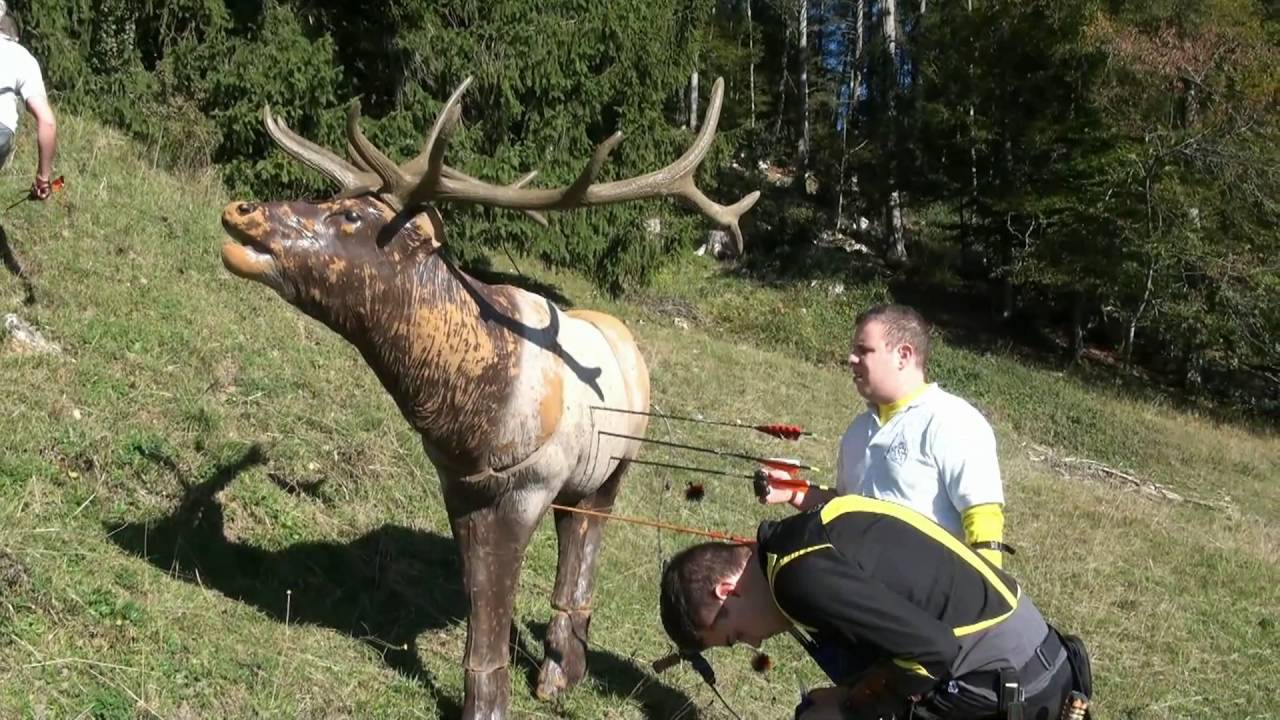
[305,253,522,474]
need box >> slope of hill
[1,116,1277,719]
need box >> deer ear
[420,207,446,248]
[387,206,445,252]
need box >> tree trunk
[837,0,866,231]
[1125,259,1156,366]
[689,70,699,131]
[882,0,907,263]
[963,0,977,251]
[774,24,789,137]
[747,0,756,128]
[1070,291,1086,364]
[1180,76,1199,129]
[997,136,1015,322]
[797,0,810,178]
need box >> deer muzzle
[220,201,285,293]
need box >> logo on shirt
[887,439,908,466]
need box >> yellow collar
[877,382,932,425]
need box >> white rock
[4,314,63,355]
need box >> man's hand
[756,467,808,506]
[795,686,847,720]
[31,176,52,201]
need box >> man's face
[694,575,776,651]
[848,319,904,404]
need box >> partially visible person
[759,304,1012,567]
[0,5,58,200]
[659,495,1092,719]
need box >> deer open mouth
[220,222,285,294]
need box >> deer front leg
[535,461,628,699]
[449,495,540,720]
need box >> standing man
[0,4,58,200]
[760,304,1011,567]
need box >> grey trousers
[0,124,13,167]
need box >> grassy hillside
[1,116,1277,719]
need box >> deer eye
[342,210,361,224]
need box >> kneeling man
[659,495,1089,719]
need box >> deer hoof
[535,658,569,700]
[536,611,588,698]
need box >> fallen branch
[1025,443,1236,514]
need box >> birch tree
[882,0,907,262]
[797,0,810,176]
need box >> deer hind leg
[448,493,540,720]
[535,460,629,700]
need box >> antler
[262,106,380,197]
[265,92,548,224]
[401,76,759,253]
[265,77,759,252]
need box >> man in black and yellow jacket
[659,495,1090,719]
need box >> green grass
[1,116,1278,719]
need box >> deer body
[220,77,755,718]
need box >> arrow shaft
[593,406,812,439]
[548,503,754,545]
[599,430,818,471]
[600,430,761,463]
[595,405,744,428]
[624,457,753,479]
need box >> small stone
[4,314,63,355]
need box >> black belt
[963,627,1065,701]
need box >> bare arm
[25,94,57,189]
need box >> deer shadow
[106,445,699,719]
[105,445,465,716]
[514,621,704,720]
[462,261,575,309]
[0,224,37,305]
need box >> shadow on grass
[104,445,465,717]
[106,445,699,719]
[515,621,702,720]
[0,224,37,305]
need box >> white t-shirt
[0,38,46,133]
[835,384,1004,538]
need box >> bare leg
[447,489,540,720]
[535,461,628,699]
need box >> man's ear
[714,579,737,601]
[897,342,915,368]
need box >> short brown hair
[0,13,19,41]
[659,542,752,653]
[855,304,932,368]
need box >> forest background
[10,0,1280,413]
